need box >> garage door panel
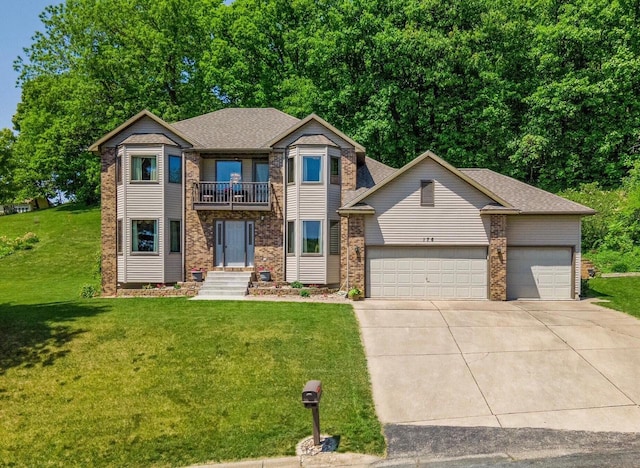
[367,247,488,299]
[507,247,572,300]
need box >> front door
[215,220,255,267]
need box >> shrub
[291,280,303,289]
[299,289,310,298]
[348,287,362,299]
[0,232,40,258]
[80,284,97,298]
[611,262,629,273]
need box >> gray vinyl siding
[286,256,298,283]
[104,116,190,148]
[274,121,350,149]
[123,144,165,282]
[327,254,340,284]
[507,215,582,298]
[164,148,183,282]
[117,147,126,282]
[202,158,215,181]
[365,159,493,246]
[298,256,326,283]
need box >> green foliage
[80,283,97,298]
[0,129,16,204]
[299,288,310,297]
[0,232,39,259]
[290,280,303,289]
[586,247,640,274]
[11,0,640,200]
[348,287,362,299]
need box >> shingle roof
[172,108,300,150]
[291,134,339,147]
[120,133,179,146]
[460,169,595,215]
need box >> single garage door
[507,247,573,300]
[367,247,488,299]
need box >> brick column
[184,152,213,275]
[340,215,365,292]
[255,151,284,281]
[340,148,357,196]
[489,214,507,301]
[100,147,117,296]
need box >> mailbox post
[301,380,322,446]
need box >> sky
[0,0,55,131]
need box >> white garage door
[367,247,488,299]
[507,247,573,300]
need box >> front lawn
[586,276,640,319]
[0,206,384,466]
[0,299,384,466]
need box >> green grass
[0,206,384,466]
[586,276,640,319]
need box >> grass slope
[0,206,384,466]
[586,276,640,319]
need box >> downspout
[181,151,186,282]
[346,214,350,292]
[281,151,286,282]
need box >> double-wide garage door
[507,247,573,300]
[367,247,488,299]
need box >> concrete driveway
[353,300,640,433]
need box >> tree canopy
[7,0,640,204]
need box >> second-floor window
[168,155,182,184]
[302,155,322,183]
[131,155,157,182]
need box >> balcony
[193,181,271,211]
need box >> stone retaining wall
[117,282,201,297]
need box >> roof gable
[268,114,365,153]
[89,110,196,151]
[343,150,511,209]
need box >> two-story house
[91,108,594,300]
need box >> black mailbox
[302,380,322,408]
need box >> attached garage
[507,247,573,300]
[367,246,488,299]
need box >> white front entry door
[215,221,254,267]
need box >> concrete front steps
[191,271,252,300]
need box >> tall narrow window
[302,155,322,182]
[131,155,157,181]
[287,157,295,184]
[287,221,295,255]
[169,220,181,253]
[330,157,340,185]
[168,155,182,184]
[421,180,434,206]
[117,219,123,254]
[329,220,340,255]
[116,155,122,185]
[132,220,158,253]
[302,220,322,254]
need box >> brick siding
[340,215,365,293]
[489,214,507,301]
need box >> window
[117,219,123,254]
[216,160,242,182]
[302,155,322,182]
[132,220,158,253]
[302,220,322,254]
[131,155,157,181]
[287,156,295,184]
[329,220,340,255]
[287,221,295,255]
[421,180,434,206]
[168,155,182,184]
[330,156,340,185]
[169,220,180,253]
[116,155,122,185]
